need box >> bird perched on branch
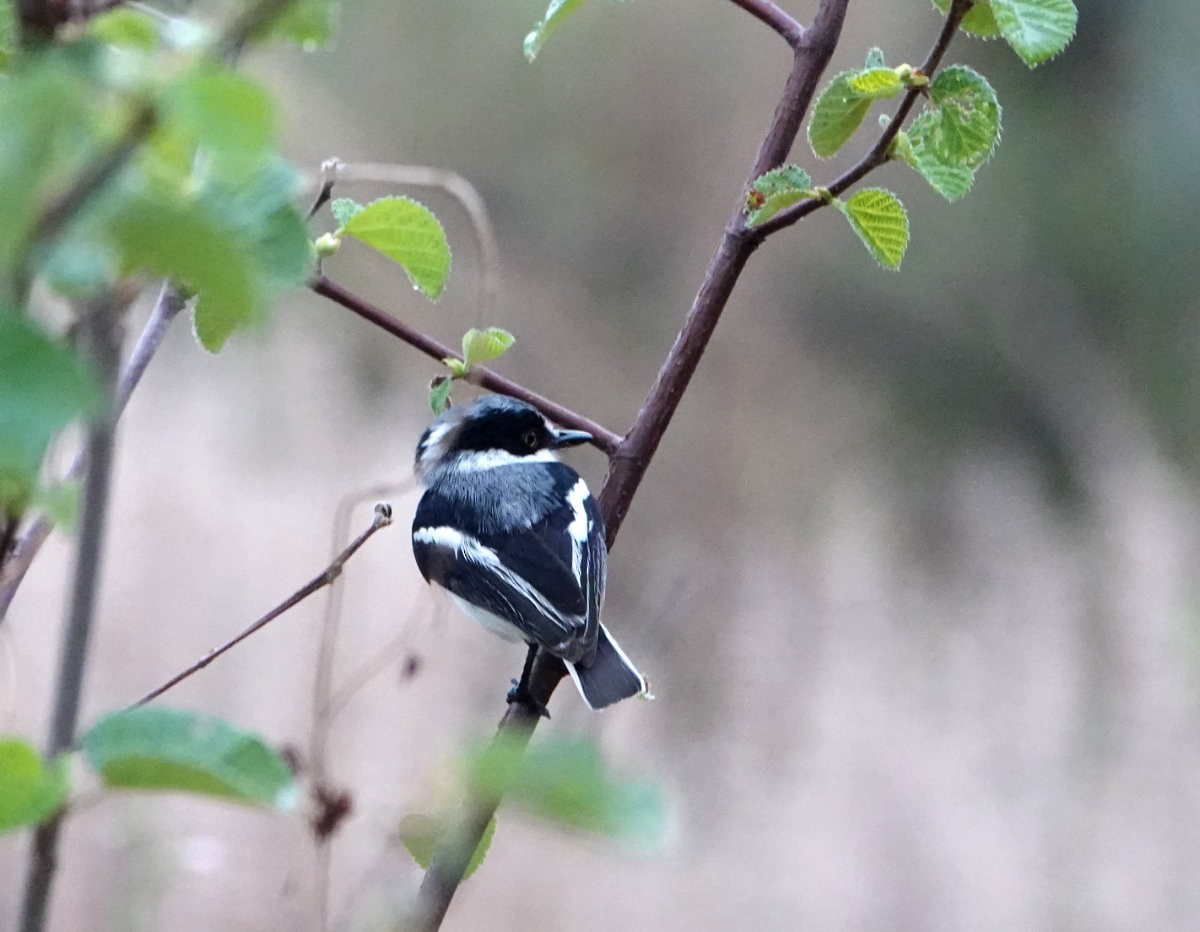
[411,394,649,711]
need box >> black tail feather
[565,623,648,710]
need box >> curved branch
[727,0,805,47]
[409,1,850,928]
[310,275,623,455]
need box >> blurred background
[4,0,1200,928]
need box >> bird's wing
[412,469,604,658]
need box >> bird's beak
[551,428,592,449]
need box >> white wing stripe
[565,479,590,584]
[413,524,583,641]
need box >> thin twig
[20,292,124,932]
[311,275,622,455]
[0,283,186,623]
[131,503,393,708]
[727,0,805,46]
[409,2,852,928]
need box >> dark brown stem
[727,0,805,46]
[408,2,850,928]
[131,504,393,708]
[310,274,622,455]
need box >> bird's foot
[507,678,550,718]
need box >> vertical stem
[19,295,123,932]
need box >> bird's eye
[522,430,539,450]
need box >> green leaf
[429,376,454,414]
[898,117,976,201]
[524,0,586,62]
[808,72,873,158]
[925,64,1001,169]
[268,0,341,48]
[991,0,1077,66]
[80,707,296,808]
[836,188,909,269]
[444,358,468,379]
[88,8,161,51]
[461,328,515,368]
[330,198,363,229]
[339,197,451,300]
[933,0,1001,38]
[846,67,904,100]
[745,164,813,227]
[31,480,81,530]
[161,67,276,176]
[464,734,665,844]
[397,813,496,881]
[0,313,99,515]
[0,1,16,71]
[864,47,886,68]
[0,739,69,834]
[0,59,90,267]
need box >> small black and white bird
[411,394,649,711]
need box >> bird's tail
[565,623,650,710]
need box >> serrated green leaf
[331,198,362,230]
[837,188,909,269]
[161,67,276,176]
[745,164,813,227]
[0,313,99,515]
[925,64,1001,168]
[808,72,873,158]
[397,813,496,881]
[268,0,340,48]
[340,197,450,300]
[80,707,296,808]
[88,8,161,51]
[991,0,1077,66]
[899,117,977,201]
[846,67,904,100]
[464,734,665,845]
[933,0,1001,38]
[0,739,69,834]
[429,376,453,414]
[864,47,886,68]
[461,327,515,367]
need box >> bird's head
[414,394,592,481]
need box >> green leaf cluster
[745,165,814,228]
[933,0,1077,67]
[0,707,296,835]
[432,328,516,412]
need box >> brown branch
[726,0,805,46]
[409,2,851,928]
[754,0,973,238]
[310,274,622,455]
[131,503,393,708]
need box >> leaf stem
[310,274,622,455]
